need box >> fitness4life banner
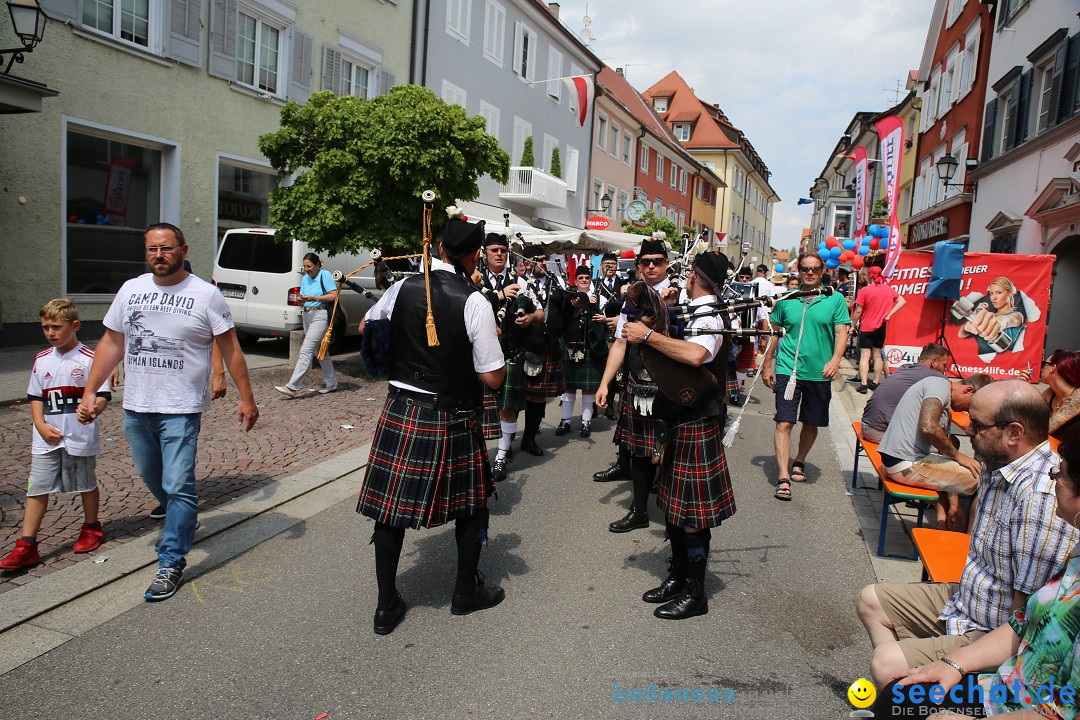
[883,251,1055,379]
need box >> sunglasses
[1042,360,1055,368]
[798,265,823,273]
[968,418,1015,435]
[638,257,667,267]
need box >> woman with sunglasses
[1040,350,1080,449]
[874,441,1080,719]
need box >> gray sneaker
[144,566,184,601]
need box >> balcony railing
[499,167,568,209]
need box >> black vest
[389,272,483,408]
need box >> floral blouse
[987,544,1080,718]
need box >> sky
[553,0,935,252]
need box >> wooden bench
[852,421,941,559]
[912,528,969,583]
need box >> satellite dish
[578,27,594,47]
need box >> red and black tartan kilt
[726,371,739,398]
[357,395,493,529]
[481,385,500,439]
[499,355,527,412]
[736,337,757,373]
[524,346,565,397]
[657,416,736,528]
[561,343,602,392]
[612,375,661,457]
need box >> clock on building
[625,200,648,223]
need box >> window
[670,163,677,188]
[654,197,664,216]
[547,48,563,101]
[733,167,742,196]
[543,134,558,174]
[997,85,1013,156]
[236,11,282,93]
[441,80,466,108]
[593,179,603,213]
[678,209,685,228]
[513,21,537,81]
[340,59,370,98]
[639,143,649,172]
[940,46,958,114]
[923,67,941,131]
[483,0,505,66]
[959,20,979,98]
[618,190,629,220]
[946,129,967,200]
[565,146,579,191]
[322,36,383,99]
[65,125,173,296]
[679,169,687,194]
[622,132,632,164]
[446,0,471,44]
[479,100,500,141]
[217,158,277,242]
[606,185,616,217]
[929,144,946,208]
[512,116,532,166]
[596,113,607,150]
[1035,55,1055,133]
[998,0,1030,28]
[609,123,619,158]
[82,0,150,48]
[656,154,664,181]
[946,0,966,27]
[673,124,690,141]
[653,97,668,113]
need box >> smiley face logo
[847,678,876,709]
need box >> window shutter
[980,99,996,162]
[1046,43,1067,130]
[379,70,395,95]
[1055,35,1080,125]
[209,0,238,80]
[1013,69,1031,146]
[165,0,203,68]
[37,0,79,25]
[322,46,342,92]
[287,28,314,102]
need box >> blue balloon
[825,258,840,269]
[775,263,784,273]
[858,244,870,256]
[829,246,842,259]
[842,239,856,251]
[868,224,883,238]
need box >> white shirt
[365,260,504,393]
[27,342,111,456]
[104,273,234,414]
[684,294,722,362]
[751,276,777,323]
[615,277,671,338]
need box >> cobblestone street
[0,352,382,593]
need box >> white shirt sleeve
[365,281,402,322]
[464,292,505,373]
[686,308,722,363]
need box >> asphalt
[0,342,931,718]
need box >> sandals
[774,479,792,501]
[790,461,807,483]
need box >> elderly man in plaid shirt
[856,380,1080,686]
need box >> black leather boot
[373,592,408,634]
[608,507,649,533]
[593,449,630,482]
[654,579,708,620]
[451,571,505,615]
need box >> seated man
[860,343,952,443]
[877,372,993,529]
[856,381,1080,687]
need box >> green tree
[620,211,678,237]
[549,146,561,178]
[259,86,510,255]
[872,197,889,218]
[520,135,535,167]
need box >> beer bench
[852,421,941,559]
[911,528,969,583]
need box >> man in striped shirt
[856,381,1080,687]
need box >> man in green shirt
[761,252,850,501]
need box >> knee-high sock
[684,527,711,588]
[666,522,688,581]
[581,394,595,422]
[454,509,490,596]
[523,401,545,443]
[372,522,406,608]
[629,456,654,514]
[561,392,575,421]
[497,420,516,461]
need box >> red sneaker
[72,524,105,553]
[0,539,41,570]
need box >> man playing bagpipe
[594,253,625,420]
[474,231,521,448]
[556,265,609,438]
[356,213,506,635]
[602,251,737,619]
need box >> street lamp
[588,193,612,215]
[935,154,976,194]
[1,1,48,75]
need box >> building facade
[0,0,411,345]
[591,67,641,225]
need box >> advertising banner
[851,146,868,239]
[874,116,904,278]
[103,157,137,226]
[883,251,1055,379]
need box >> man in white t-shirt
[79,223,258,602]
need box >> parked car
[212,228,381,350]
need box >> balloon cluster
[69,214,113,226]
[815,224,897,271]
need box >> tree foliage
[259,86,510,255]
[520,136,534,167]
[620,211,679,238]
[549,146,561,178]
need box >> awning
[456,201,539,235]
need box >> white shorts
[27,448,98,496]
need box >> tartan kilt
[612,375,661,457]
[499,354,527,412]
[726,369,739,398]
[523,346,565,397]
[561,343,603,392]
[481,385,500,439]
[657,417,736,528]
[357,395,493,529]
[736,337,757,372]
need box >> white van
[212,228,380,349]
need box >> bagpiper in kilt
[556,264,608,439]
[594,237,672,533]
[356,214,507,635]
[619,251,737,621]
[594,253,625,421]
[476,232,520,442]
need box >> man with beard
[78,223,258,601]
[856,381,1080,686]
[594,236,676,532]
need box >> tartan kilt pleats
[657,417,736,528]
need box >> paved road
[0,382,875,718]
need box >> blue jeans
[124,411,202,569]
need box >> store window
[217,161,277,242]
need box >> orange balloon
[826,236,838,248]
[852,255,865,269]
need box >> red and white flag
[562,75,594,128]
[874,115,904,278]
[851,146,868,239]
